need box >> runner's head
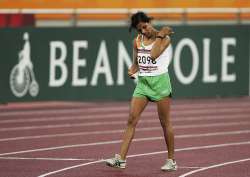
[129,11,153,33]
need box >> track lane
[0,97,249,177]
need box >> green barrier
[0,26,249,102]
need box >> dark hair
[129,11,153,32]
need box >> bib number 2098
[138,56,157,64]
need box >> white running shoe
[105,154,126,169]
[161,159,177,171]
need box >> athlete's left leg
[156,97,175,160]
[157,97,177,171]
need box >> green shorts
[133,72,172,102]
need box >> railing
[1,8,250,26]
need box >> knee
[159,117,172,130]
[127,113,138,127]
[159,116,167,127]
[164,123,174,134]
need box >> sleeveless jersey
[136,34,172,76]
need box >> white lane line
[179,158,250,177]
[0,114,249,131]
[38,159,104,177]
[0,119,147,131]
[37,141,250,177]
[0,102,96,110]
[0,156,96,161]
[0,109,249,124]
[0,155,206,167]
[1,99,249,110]
[0,130,250,157]
[0,105,148,116]
[1,121,250,142]
[1,103,250,117]
[178,166,204,169]
[0,112,148,123]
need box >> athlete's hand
[158,26,174,38]
[128,64,138,79]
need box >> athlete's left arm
[128,38,139,79]
[150,26,173,60]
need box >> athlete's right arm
[128,38,139,79]
[150,26,173,60]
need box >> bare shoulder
[133,34,142,50]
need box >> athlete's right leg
[105,97,148,168]
[119,97,148,160]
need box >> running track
[0,97,249,177]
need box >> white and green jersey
[136,35,172,76]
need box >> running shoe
[105,154,126,169]
[161,159,177,171]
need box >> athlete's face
[136,22,154,38]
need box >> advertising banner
[0,26,249,102]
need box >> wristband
[156,35,165,39]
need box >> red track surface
[0,97,250,177]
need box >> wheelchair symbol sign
[9,32,39,98]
